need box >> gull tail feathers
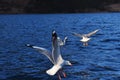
[46,65,61,76]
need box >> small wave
[6,50,18,54]
[97,47,114,50]
[72,71,90,76]
[7,75,44,80]
[111,32,120,35]
[96,33,104,36]
[70,60,79,65]
[115,47,120,51]
[88,64,118,71]
[101,39,120,42]
[71,27,77,30]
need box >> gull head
[52,30,57,39]
[64,61,72,66]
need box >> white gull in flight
[72,29,99,46]
[26,31,72,80]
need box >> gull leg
[62,71,66,78]
[86,42,88,46]
[57,71,62,80]
[83,42,87,46]
[60,69,66,78]
[84,42,88,46]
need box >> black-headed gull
[72,29,99,46]
[26,31,72,80]
[57,36,68,46]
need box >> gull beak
[69,62,72,66]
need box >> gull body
[80,36,91,42]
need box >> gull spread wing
[52,31,63,65]
[72,32,82,37]
[86,29,99,37]
[63,36,68,45]
[26,44,54,64]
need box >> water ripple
[0,13,120,80]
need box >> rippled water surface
[0,13,120,80]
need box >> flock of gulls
[26,29,99,80]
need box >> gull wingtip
[26,44,33,48]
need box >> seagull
[72,29,99,46]
[57,36,68,46]
[26,31,72,80]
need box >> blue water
[0,13,120,80]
